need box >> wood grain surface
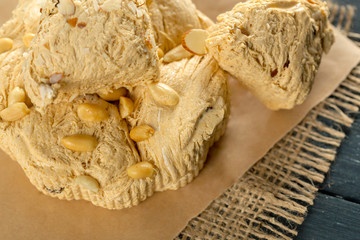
[297,0,360,239]
[321,118,360,202]
[297,193,360,240]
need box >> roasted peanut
[119,97,134,118]
[75,175,100,192]
[61,134,98,152]
[0,103,30,122]
[127,162,155,179]
[130,125,155,142]
[23,33,35,48]
[163,45,192,63]
[0,38,13,54]
[8,87,26,106]
[157,48,164,59]
[77,103,109,122]
[148,82,180,106]
[97,87,127,101]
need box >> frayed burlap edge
[177,3,360,240]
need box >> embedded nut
[61,134,98,152]
[58,0,75,15]
[0,103,30,122]
[182,29,209,55]
[148,82,180,106]
[77,103,109,122]
[130,125,155,142]
[157,48,164,59]
[22,33,35,48]
[97,87,127,101]
[44,42,50,50]
[0,38,13,54]
[127,162,155,179]
[163,45,192,63]
[8,87,26,106]
[101,0,123,11]
[66,17,78,27]
[119,97,134,118]
[77,22,87,28]
[39,84,55,102]
[75,175,100,192]
[49,73,63,84]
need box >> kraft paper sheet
[0,1,359,239]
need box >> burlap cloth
[177,3,360,239]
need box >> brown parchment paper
[0,1,360,240]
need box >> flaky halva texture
[0,0,43,157]
[206,0,335,110]
[23,0,159,109]
[1,96,148,209]
[128,56,230,191]
[0,0,42,112]
[0,0,148,209]
[0,0,230,209]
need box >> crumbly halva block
[0,55,229,209]
[127,55,230,191]
[0,95,150,209]
[0,0,42,111]
[206,0,335,110]
[0,1,150,209]
[1,56,229,209]
[24,0,159,109]
[0,0,44,156]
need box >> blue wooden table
[296,1,360,239]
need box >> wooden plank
[296,193,360,240]
[321,118,360,203]
[330,0,360,34]
[315,0,360,201]
[299,1,360,238]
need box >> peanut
[77,103,109,122]
[61,134,98,152]
[97,87,127,101]
[8,87,26,106]
[0,103,30,122]
[163,45,192,63]
[148,82,180,106]
[75,175,100,192]
[127,162,155,179]
[0,38,13,54]
[119,97,134,118]
[22,33,35,48]
[157,48,164,59]
[130,125,155,142]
